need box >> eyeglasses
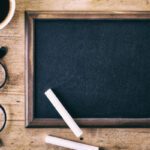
[0,104,6,132]
[0,47,7,132]
[0,47,7,88]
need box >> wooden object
[26,10,150,127]
[1,0,150,150]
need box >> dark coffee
[0,0,9,23]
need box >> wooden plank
[0,11,24,37]
[1,121,150,150]
[2,0,150,36]
[25,0,150,11]
[0,104,23,121]
[0,0,150,149]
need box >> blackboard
[25,11,150,127]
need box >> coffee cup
[0,0,16,30]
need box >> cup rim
[0,0,16,30]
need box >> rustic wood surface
[0,0,150,149]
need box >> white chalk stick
[45,135,99,150]
[45,89,83,138]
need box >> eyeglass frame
[0,104,7,132]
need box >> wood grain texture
[0,0,150,149]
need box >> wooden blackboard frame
[25,11,150,128]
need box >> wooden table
[0,0,150,149]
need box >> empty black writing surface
[33,19,150,121]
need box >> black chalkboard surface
[26,12,150,127]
